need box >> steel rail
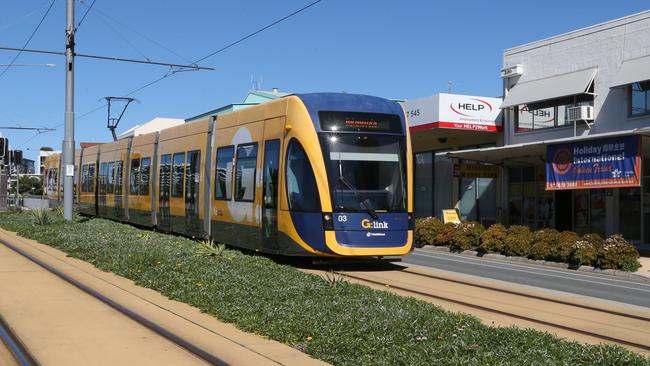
[329,268,650,353]
[0,238,228,366]
[0,314,39,366]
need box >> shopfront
[402,93,503,225]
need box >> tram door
[158,154,172,230]
[184,150,202,235]
[261,140,280,251]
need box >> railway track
[0,238,227,366]
[306,261,650,354]
[0,313,38,366]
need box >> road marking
[408,251,650,293]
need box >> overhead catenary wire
[0,0,57,80]
[17,0,325,150]
[75,0,97,31]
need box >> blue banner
[546,135,641,190]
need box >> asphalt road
[403,248,650,308]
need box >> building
[185,88,289,123]
[117,117,185,139]
[39,149,60,175]
[445,11,650,249]
[401,93,503,226]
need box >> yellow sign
[442,209,460,224]
[460,164,499,178]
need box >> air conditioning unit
[567,106,594,121]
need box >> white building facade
[449,11,650,249]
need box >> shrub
[597,234,641,271]
[414,217,443,247]
[570,240,598,266]
[502,225,533,257]
[449,221,485,252]
[478,224,507,254]
[528,229,560,260]
[549,231,579,262]
[30,209,52,226]
[582,233,605,248]
[433,222,457,246]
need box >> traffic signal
[0,137,6,159]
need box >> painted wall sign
[546,135,641,190]
[401,93,502,132]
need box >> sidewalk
[0,229,328,366]
[638,257,650,279]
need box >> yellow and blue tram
[44,93,413,257]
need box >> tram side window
[215,146,234,200]
[81,165,88,192]
[115,161,123,195]
[130,158,140,195]
[286,140,321,211]
[140,157,151,196]
[159,154,172,200]
[185,150,201,202]
[171,153,185,198]
[99,162,108,194]
[107,162,115,194]
[88,164,96,193]
[235,143,258,202]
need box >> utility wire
[0,0,57,80]
[93,12,151,61]
[90,7,193,64]
[193,0,322,64]
[76,0,97,31]
[43,0,324,136]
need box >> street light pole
[62,0,75,220]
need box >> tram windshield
[320,133,407,213]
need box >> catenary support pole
[63,0,75,220]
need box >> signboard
[402,93,502,132]
[546,135,641,190]
[460,164,499,178]
[442,209,460,224]
[319,111,402,133]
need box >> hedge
[414,217,642,271]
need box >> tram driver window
[286,140,321,211]
[235,143,258,202]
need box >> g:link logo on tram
[361,219,389,229]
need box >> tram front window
[320,134,406,213]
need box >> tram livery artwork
[43,93,414,257]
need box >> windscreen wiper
[338,175,379,220]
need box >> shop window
[215,146,234,200]
[619,187,641,241]
[286,139,321,212]
[630,81,650,117]
[515,95,593,132]
[235,143,257,202]
[507,166,548,229]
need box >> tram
[44,93,413,257]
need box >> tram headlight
[322,213,334,231]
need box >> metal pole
[62,0,75,220]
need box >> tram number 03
[337,215,348,222]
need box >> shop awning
[501,67,598,108]
[442,128,650,166]
[611,55,650,88]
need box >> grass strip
[1,212,648,366]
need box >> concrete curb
[421,246,650,282]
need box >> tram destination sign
[546,135,641,190]
[319,111,402,133]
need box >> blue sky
[1,0,649,161]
